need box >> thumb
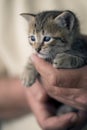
[31,54,81,88]
[31,54,57,81]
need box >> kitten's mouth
[37,52,47,59]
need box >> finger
[40,75,87,111]
[31,54,83,88]
[41,77,81,99]
[28,94,77,130]
[27,80,48,102]
[71,111,87,130]
[26,82,50,118]
[39,112,78,130]
[27,91,78,130]
[31,54,58,85]
[26,81,78,130]
[31,54,76,87]
[47,87,87,111]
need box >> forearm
[0,78,30,119]
[0,108,29,119]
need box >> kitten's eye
[31,36,35,41]
[44,36,51,42]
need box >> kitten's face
[28,25,68,59]
[21,11,79,59]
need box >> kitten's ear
[54,11,75,31]
[20,13,36,22]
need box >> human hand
[26,80,80,130]
[31,54,87,111]
[29,54,87,129]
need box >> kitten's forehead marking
[29,11,62,36]
[29,32,44,44]
[34,11,63,32]
[28,10,79,44]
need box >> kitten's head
[21,10,80,59]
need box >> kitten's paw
[53,53,85,69]
[53,53,68,68]
[22,74,35,87]
[53,59,61,68]
[57,105,77,116]
[21,70,37,87]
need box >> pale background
[0,0,87,130]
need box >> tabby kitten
[21,10,87,86]
[21,10,87,114]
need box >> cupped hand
[26,80,82,130]
[31,54,87,111]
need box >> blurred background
[0,0,87,130]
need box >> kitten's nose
[35,47,41,52]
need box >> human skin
[31,54,87,111]
[1,55,86,129]
[0,72,86,129]
[0,78,30,119]
[27,54,87,130]
[0,78,79,130]
[26,80,79,130]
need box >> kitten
[21,10,87,114]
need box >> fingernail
[70,114,77,123]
